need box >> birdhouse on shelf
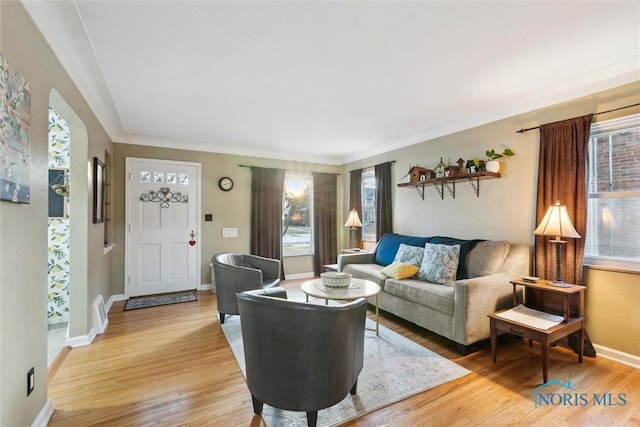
[434,158,446,178]
[446,164,461,177]
[408,166,434,183]
[457,158,466,172]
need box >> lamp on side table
[534,201,581,288]
[344,209,363,250]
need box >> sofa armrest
[452,273,520,345]
[337,252,376,271]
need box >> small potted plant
[484,148,514,173]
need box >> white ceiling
[23,1,640,165]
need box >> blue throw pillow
[374,233,430,266]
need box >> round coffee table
[301,278,381,336]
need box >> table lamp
[344,209,363,250]
[534,201,581,287]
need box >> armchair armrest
[452,273,520,345]
[337,252,376,271]
[241,287,288,300]
[245,254,281,280]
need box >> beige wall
[111,144,341,293]
[583,268,640,356]
[0,2,115,426]
[341,81,640,358]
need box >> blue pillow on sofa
[374,233,430,266]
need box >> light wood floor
[48,280,640,426]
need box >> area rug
[221,313,470,426]
[124,290,198,311]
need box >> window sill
[283,253,313,258]
[583,257,640,274]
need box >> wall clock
[218,177,234,192]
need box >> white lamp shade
[344,209,363,228]
[534,201,580,239]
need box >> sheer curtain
[250,167,285,274]
[349,169,363,249]
[312,172,337,276]
[375,162,393,239]
[535,115,593,285]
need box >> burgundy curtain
[534,114,593,285]
[250,167,285,276]
[349,169,363,249]
[375,162,393,239]
[312,172,338,276]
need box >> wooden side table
[488,279,586,383]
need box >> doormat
[124,290,198,311]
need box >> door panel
[126,158,200,297]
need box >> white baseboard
[31,399,53,427]
[285,272,315,280]
[107,294,126,312]
[198,283,211,291]
[593,343,640,369]
[66,327,96,347]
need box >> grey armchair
[212,253,281,324]
[237,287,367,427]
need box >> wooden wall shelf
[397,171,501,200]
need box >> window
[361,168,376,242]
[584,113,640,271]
[282,173,313,256]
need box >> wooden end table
[488,279,585,383]
[301,278,381,336]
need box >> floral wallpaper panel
[48,107,70,322]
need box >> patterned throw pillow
[380,261,420,279]
[393,243,424,267]
[416,243,461,285]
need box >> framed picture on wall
[93,157,105,223]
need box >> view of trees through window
[361,169,376,242]
[585,113,640,267]
[282,173,313,256]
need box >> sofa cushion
[342,263,387,287]
[384,279,455,315]
[416,243,460,285]
[380,261,420,279]
[466,240,511,277]
[393,243,424,267]
[374,233,430,266]
[427,236,484,280]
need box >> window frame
[282,172,314,257]
[583,113,640,273]
[361,168,376,243]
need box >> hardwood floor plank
[48,280,640,426]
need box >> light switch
[222,227,238,238]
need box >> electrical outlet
[27,367,34,396]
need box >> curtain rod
[238,164,340,175]
[516,102,640,134]
[349,160,396,173]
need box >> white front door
[126,158,201,297]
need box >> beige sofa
[337,234,530,354]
